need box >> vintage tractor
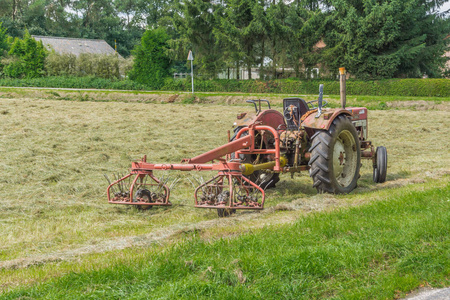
[107,68,387,216]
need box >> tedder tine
[103,174,112,185]
[116,173,123,193]
[156,176,170,194]
[120,173,125,192]
[192,175,201,186]
[104,174,116,194]
[263,180,274,191]
[124,175,129,192]
[191,175,205,193]
[187,177,196,189]
[156,175,165,192]
[164,176,171,187]
[169,177,181,190]
[117,173,123,193]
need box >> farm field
[0,90,449,297]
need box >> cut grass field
[0,91,449,298]
[2,181,449,299]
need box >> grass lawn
[1,180,448,299]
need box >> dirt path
[403,287,450,300]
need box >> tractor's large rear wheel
[309,115,361,194]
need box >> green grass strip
[3,186,449,299]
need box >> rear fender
[302,108,351,131]
[235,109,285,130]
[234,109,285,150]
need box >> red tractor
[107,68,387,216]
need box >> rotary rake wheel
[194,171,265,217]
[106,171,172,208]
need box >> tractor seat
[283,98,310,129]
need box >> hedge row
[0,76,147,90]
[0,76,448,97]
[162,78,450,97]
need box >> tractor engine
[347,107,368,140]
[279,98,312,168]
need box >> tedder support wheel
[136,205,152,211]
[373,146,387,183]
[216,191,236,218]
[309,115,361,194]
[135,189,153,211]
[217,208,236,217]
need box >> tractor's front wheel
[309,115,361,194]
[373,146,387,183]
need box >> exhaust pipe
[339,67,346,109]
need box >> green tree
[128,28,171,89]
[284,2,325,78]
[0,22,10,75]
[3,30,47,78]
[0,22,8,54]
[173,0,224,78]
[22,0,47,35]
[114,0,144,28]
[266,1,289,78]
[0,0,142,57]
[214,0,266,79]
[70,0,143,57]
[142,0,178,28]
[323,0,450,78]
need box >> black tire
[242,155,280,189]
[373,146,387,183]
[308,115,361,194]
[231,126,280,189]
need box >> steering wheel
[307,99,328,109]
[284,105,297,121]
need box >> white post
[187,50,194,94]
[191,60,194,94]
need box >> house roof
[32,35,120,57]
[314,40,326,49]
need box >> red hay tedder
[107,68,388,217]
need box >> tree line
[0,0,449,83]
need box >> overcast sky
[440,2,450,13]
